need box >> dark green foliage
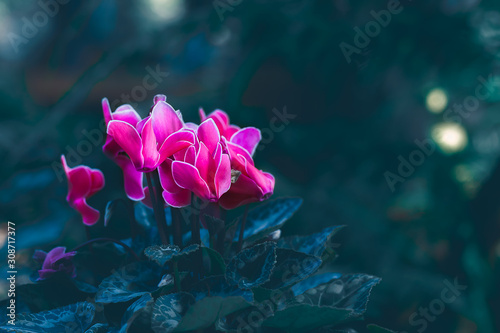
[13,197,380,332]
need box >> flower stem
[173,260,181,291]
[126,199,139,238]
[216,206,226,255]
[71,238,140,261]
[237,205,249,253]
[191,195,201,246]
[152,170,172,243]
[146,172,169,245]
[170,208,183,247]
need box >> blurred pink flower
[61,155,104,226]
[33,247,76,281]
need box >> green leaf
[291,273,342,296]
[151,286,252,333]
[105,199,127,227]
[262,248,322,289]
[190,276,254,303]
[226,242,277,289]
[96,262,160,304]
[0,302,95,333]
[233,197,303,244]
[85,323,117,333]
[151,292,195,333]
[278,225,345,257]
[295,274,381,315]
[144,244,199,266]
[134,202,155,230]
[119,293,154,333]
[261,274,381,332]
[175,296,251,332]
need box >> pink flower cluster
[62,95,274,225]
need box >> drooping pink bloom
[158,118,232,207]
[62,155,104,226]
[107,100,195,174]
[219,132,275,209]
[102,98,145,201]
[33,247,77,281]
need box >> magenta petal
[199,107,207,121]
[152,101,184,143]
[141,186,153,209]
[171,161,212,200]
[88,169,105,197]
[195,142,211,183]
[61,156,92,202]
[107,120,144,170]
[184,146,196,165]
[207,110,230,135]
[115,155,145,200]
[219,174,263,209]
[102,98,112,125]
[197,118,221,154]
[226,142,255,168]
[231,127,261,156]
[141,117,160,171]
[157,130,195,164]
[215,153,231,198]
[112,105,142,126]
[225,125,240,139]
[72,198,100,226]
[158,159,182,193]
[163,189,191,208]
[154,94,167,104]
[42,247,67,269]
[103,136,122,158]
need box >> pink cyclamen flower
[33,247,77,281]
[158,118,232,207]
[102,98,145,200]
[107,99,195,173]
[199,108,240,140]
[62,155,105,226]
[199,108,274,209]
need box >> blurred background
[2,0,500,331]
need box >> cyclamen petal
[163,189,192,208]
[197,118,220,154]
[72,198,101,226]
[171,161,212,201]
[141,117,161,171]
[61,155,104,226]
[157,130,195,163]
[215,154,231,198]
[107,120,144,170]
[114,155,145,200]
[152,101,184,143]
[35,247,77,281]
[231,127,261,156]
